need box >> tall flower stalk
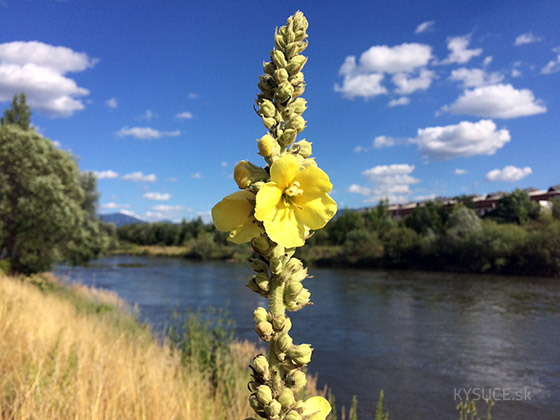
[212,11,336,420]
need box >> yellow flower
[302,396,331,420]
[212,190,263,244]
[254,154,336,248]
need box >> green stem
[268,270,286,382]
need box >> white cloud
[220,162,228,167]
[511,69,522,78]
[442,35,482,64]
[410,119,510,160]
[142,109,153,120]
[143,192,171,201]
[449,67,504,88]
[187,92,198,99]
[191,172,202,179]
[413,193,437,202]
[0,41,97,117]
[145,204,192,222]
[541,48,560,74]
[334,73,387,99]
[176,111,193,120]
[392,68,435,94]
[388,96,410,107]
[106,97,118,109]
[483,56,493,66]
[335,43,432,99]
[119,209,142,219]
[166,177,178,182]
[485,165,532,182]
[52,140,62,148]
[354,145,365,153]
[514,33,543,46]
[415,21,434,34]
[116,126,181,140]
[349,164,420,204]
[454,168,468,175]
[93,169,119,179]
[101,202,130,209]
[373,135,396,149]
[444,84,546,119]
[121,172,157,182]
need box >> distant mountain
[100,213,146,227]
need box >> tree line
[0,94,109,274]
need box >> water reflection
[54,256,560,420]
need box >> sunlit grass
[0,273,322,419]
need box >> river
[54,256,560,420]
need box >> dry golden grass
[0,274,262,420]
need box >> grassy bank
[0,274,320,419]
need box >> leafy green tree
[368,198,394,232]
[1,93,31,129]
[405,201,446,234]
[326,209,362,245]
[490,189,539,225]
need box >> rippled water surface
[54,256,560,420]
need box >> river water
[54,256,560,420]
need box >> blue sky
[1,1,559,222]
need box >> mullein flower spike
[212,11,334,419]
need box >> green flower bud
[248,258,268,273]
[290,97,307,115]
[292,83,306,98]
[274,82,294,104]
[275,333,293,353]
[289,266,308,283]
[293,11,308,33]
[255,272,270,293]
[285,281,303,301]
[278,388,296,410]
[259,99,276,118]
[257,74,275,94]
[278,128,297,147]
[251,234,274,255]
[262,116,277,130]
[263,61,276,75]
[269,257,283,275]
[286,115,306,133]
[286,41,308,59]
[257,133,280,157]
[289,72,304,86]
[299,157,317,169]
[253,307,268,324]
[285,370,307,392]
[296,288,311,305]
[274,30,286,51]
[252,355,270,380]
[275,68,289,84]
[286,55,307,76]
[256,385,273,405]
[287,344,312,366]
[293,400,307,414]
[294,29,307,41]
[265,400,282,418]
[234,160,268,189]
[272,50,288,68]
[271,314,286,331]
[294,140,312,158]
[285,257,303,273]
[247,277,262,295]
[285,411,302,420]
[255,321,274,342]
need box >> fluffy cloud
[541,47,560,74]
[392,69,435,95]
[121,172,157,182]
[176,111,193,119]
[373,135,396,149]
[143,192,171,201]
[410,119,510,160]
[442,35,482,64]
[191,172,202,179]
[444,84,547,119]
[116,126,181,140]
[388,96,410,107]
[0,41,97,116]
[101,202,130,209]
[93,170,119,179]
[415,21,434,34]
[485,166,532,182]
[334,43,432,99]
[334,73,387,99]
[119,209,143,220]
[514,33,542,46]
[454,168,468,175]
[348,164,420,204]
[145,205,191,222]
[106,97,118,109]
[449,67,504,88]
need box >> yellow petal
[302,396,332,420]
[212,190,255,232]
[255,183,282,222]
[294,166,332,202]
[263,204,305,248]
[270,154,300,188]
[294,193,337,230]
[229,219,262,244]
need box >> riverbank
[0,273,320,419]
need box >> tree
[490,189,539,225]
[0,124,106,274]
[1,93,31,129]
